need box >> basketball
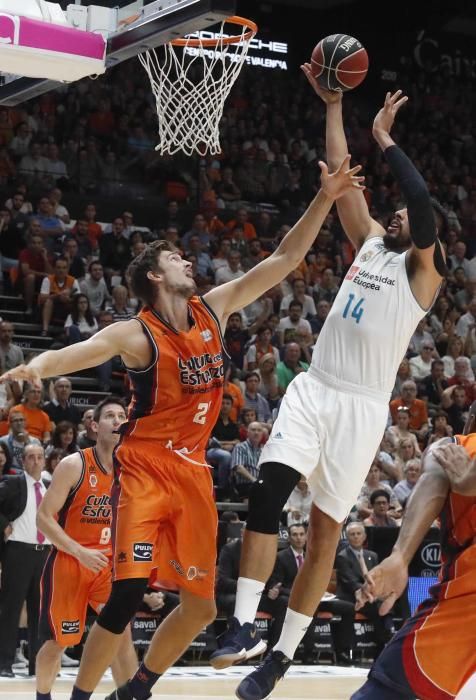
[311,34,369,91]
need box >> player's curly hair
[127,240,177,307]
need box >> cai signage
[185,31,288,70]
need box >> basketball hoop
[139,16,258,157]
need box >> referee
[0,443,51,677]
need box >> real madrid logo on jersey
[360,250,374,262]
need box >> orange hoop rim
[170,15,258,47]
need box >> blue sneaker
[235,650,292,700]
[210,617,267,670]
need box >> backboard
[0,0,236,106]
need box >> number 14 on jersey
[342,294,365,324]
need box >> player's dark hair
[127,240,176,306]
[370,489,390,506]
[93,395,127,423]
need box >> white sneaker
[12,647,27,669]
[61,652,79,667]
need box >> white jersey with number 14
[311,236,429,395]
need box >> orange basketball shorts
[112,439,218,600]
[40,549,111,646]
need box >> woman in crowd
[45,420,78,458]
[356,460,399,520]
[64,293,98,344]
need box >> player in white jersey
[210,86,447,700]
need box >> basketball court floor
[0,664,367,699]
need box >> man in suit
[335,521,395,658]
[0,443,51,676]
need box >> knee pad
[97,578,148,634]
[246,461,301,535]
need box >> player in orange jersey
[0,155,363,700]
[352,410,476,700]
[35,397,137,700]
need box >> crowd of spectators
[0,56,475,668]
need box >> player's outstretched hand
[320,154,365,200]
[0,364,42,388]
[373,90,408,138]
[301,63,342,104]
[434,443,476,495]
[76,546,110,573]
[355,551,408,616]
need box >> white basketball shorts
[259,366,390,523]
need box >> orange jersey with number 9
[58,447,113,549]
[121,296,227,457]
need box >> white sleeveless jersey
[311,236,428,395]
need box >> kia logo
[421,543,441,568]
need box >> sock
[128,662,161,700]
[70,688,92,700]
[273,608,313,660]
[234,577,264,626]
[36,693,52,700]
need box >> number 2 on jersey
[193,402,211,425]
[342,293,365,324]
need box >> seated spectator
[211,238,233,274]
[224,313,250,371]
[363,490,399,528]
[408,318,434,355]
[64,293,99,344]
[182,213,212,250]
[19,142,49,186]
[313,267,339,306]
[243,372,272,426]
[441,384,470,434]
[335,522,395,658]
[13,384,51,443]
[391,358,412,401]
[390,380,429,442]
[231,422,264,500]
[94,310,122,391]
[0,410,41,471]
[0,321,24,372]
[276,342,309,393]
[38,256,80,336]
[393,438,420,481]
[71,219,94,259]
[215,250,244,286]
[446,356,476,404]
[216,166,241,204]
[43,377,82,427]
[284,476,312,527]
[99,217,131,280]
[207,394,240,500]
[238,407,258,442]
[456,296,476,339]
[79,261,111,316]
[409,341,435,382]
[386,407,421,457]
[35,195,65,250]
[77,408,97,449]
[427,410,453,445]
[42,447,64,484]
[309,299,331,335]
[9,122,31,159]
[62,237,86,280]
[226,207,257,241]
[418,359,448,411]
[356,460,399,519]
[242,238,268,271]
[0,441,12,475]
[105,285,135,321]
[256,353,280,408]
[393,459,422,506]
[441,336,465,378]
[49,187,70,224]
[244,325,279,372]
[278,300,312,346]
[185,234,214,280]
[45,420,78,458]
[0,209,22,281]
[280,278,316,319]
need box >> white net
[138,18,256,157]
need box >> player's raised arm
[0,318,150,386]
[302,63,384,250]
[204,155,364,320]
[357,439,451,613]
[37,454,109,573]
[372,90,446,307]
